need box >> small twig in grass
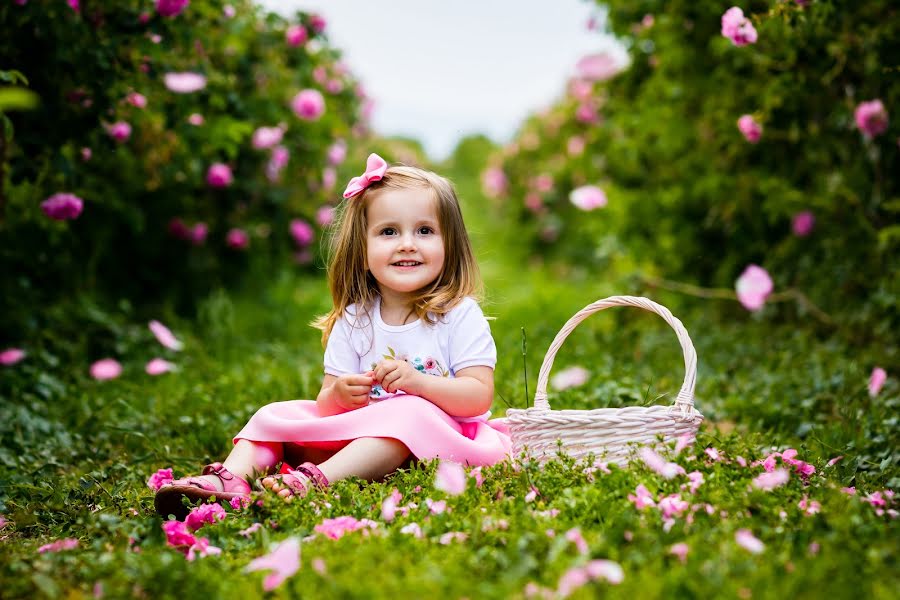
[521,327,529,409]
[637,274,835,326]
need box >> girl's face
[365,187,445,302]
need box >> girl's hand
[372,360,422,394]
[332,372,374,411]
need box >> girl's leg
[263,437,409,499]
[191,439,284,490]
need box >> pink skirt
[233,395,512,467]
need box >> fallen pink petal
[90,358,122,380]
[244,537,301,591]
[148,320,184,351]
[435,460,467,495]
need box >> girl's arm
[372,361,494,418]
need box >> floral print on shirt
[369,346,449,398]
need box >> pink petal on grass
[551,366,590,390]
[752,468,789,491]
[735,529,765,554]
[639,447,684,479]
[868,367,887,397]
[148,320,183,351]
[37,538,79,553]
[735,265,773,311]
[0,348,26,366]
[90,358,122,380]
[435,460,467,496]
[245,537,301,591]
[146,358,176,375]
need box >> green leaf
[0,87,39,112]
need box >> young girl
[155,153,511,519]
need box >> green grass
[1,256,897,598]
[1,162,897,598]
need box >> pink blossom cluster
[266,146,290,182]
[737,114,762,143]
[156,0,190,18]
[735,264,773,311]
[285,24,307,47]
[245,538,301,591]
[161,520,221,561]
[146,468,174,491]
[721,7,758,46]
[481,166,508,198]
[206,163,233,188]
[854,100,889,138]
[555,560,624,597]
[313,516,378,540]
[41,193,84,221]
[759,448,816,480]
[185,503,227,532]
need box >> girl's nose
[397,233,416,250]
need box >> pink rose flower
[90,358,122,380]
[126,92,147,108]
[315,205,335,227]
[658,494,689,518]
[481,166,508,198]
[206,163,233,188]
[289,219,314,247]
[223,5,235,18]
[575,52,622,81]
[190,223,208,245]
[569,185,607,211]
[80,147,92,161]
[868,367,887,397]
[721,7,758,46]
[285,24,307,47]
[252,125,285,150]
[735,528,764,553]
[226,228,250,250]
[1,348,26,366]
[162,520,196,549]
[567,135,586,156]
[735,264,773,311]
[145,358,175,375]
[164,72,206,93]
[291,89,325,121]
[792,211,815,236]
[569,78,593,101]
[627,484,656,509]
[309,14,327,33]
[737,114,762,143]
[41,193,84,220]
[854,100,889,138]
[575,103,598,124]
[327,140,347,165]
[147,468,174,491]
[187,113,204,126]
[156,0,190,18]
[107,121,132,143]
[435,460,467,495]
[669,542,689,564]
[185,503,226,531]
[322,166,337,191]
[266,146,290,182]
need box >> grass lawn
[1,252,897,598]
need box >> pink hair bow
[342,153,388,198]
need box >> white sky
[256,0,622,160]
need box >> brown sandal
[154,462,252,520]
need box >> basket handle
[533,295,697,414]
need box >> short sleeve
[323,316,360,376]
[447,298,496,373]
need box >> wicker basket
[505,295,703,465]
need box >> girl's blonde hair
[311,164,483,346]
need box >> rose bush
[488,0,898,337]
[0,0,367,346]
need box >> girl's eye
[380,227,396,236]
[417,226,434,235]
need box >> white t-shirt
[323,295,496,421]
